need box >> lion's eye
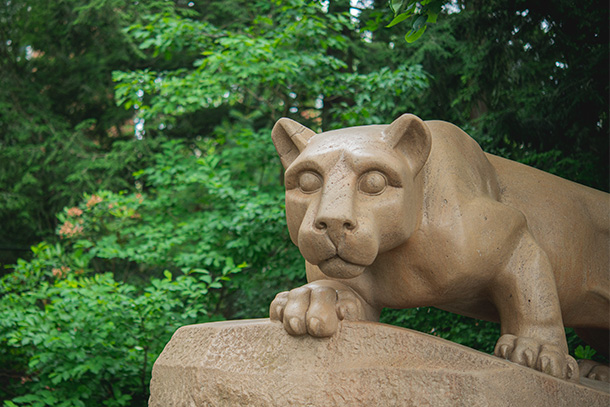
[358,171,387,195]
[298,171,322,193]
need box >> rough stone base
[149,319,609,406]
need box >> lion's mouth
[318,255,368,279]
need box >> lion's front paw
[578,359,610,382]
[269,282,367,337]
[494,334,579,381]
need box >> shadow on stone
[149,319,609,406]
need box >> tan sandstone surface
[148,319,609,406]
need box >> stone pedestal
[149,319,609,406]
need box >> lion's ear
[271,118,316,169]
[383,114,431,175]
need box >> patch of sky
[134,117,145,140]
[443,0,463,14]
[315,95,323,109]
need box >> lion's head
[272,114,432,279]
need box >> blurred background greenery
[1,0,607,405]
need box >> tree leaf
[386,12,413,28]
[405,24,427,43]
[389,0,405,14]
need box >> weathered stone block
[149,319,609,406]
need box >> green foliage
[381,308,500,354]
[324,64,428,125]
[386,0,444,42]
[112,0,429,133]
[1,271,217,406]
[574,345,597,360]
[384,0,608,190]
[0,0,152,267]
[114,4,350,121]
[1,122,303,405]
[566,329,607,363]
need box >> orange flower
[67,207,83,217]
[59,221,83,238]
[86,194,103,209]
[52,266,71,278]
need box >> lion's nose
[315,217,357,232]
[313,171,357,233]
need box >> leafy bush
[1,272,216,407]
[381,308,500,354]
[0,127,303,406]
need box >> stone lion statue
[269,113,609,382]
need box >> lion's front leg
[270,280,378,337]
[491,226,579,381]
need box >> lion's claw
[494,334,578,381]
[538,355,551,374]
[288,317,303,335]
